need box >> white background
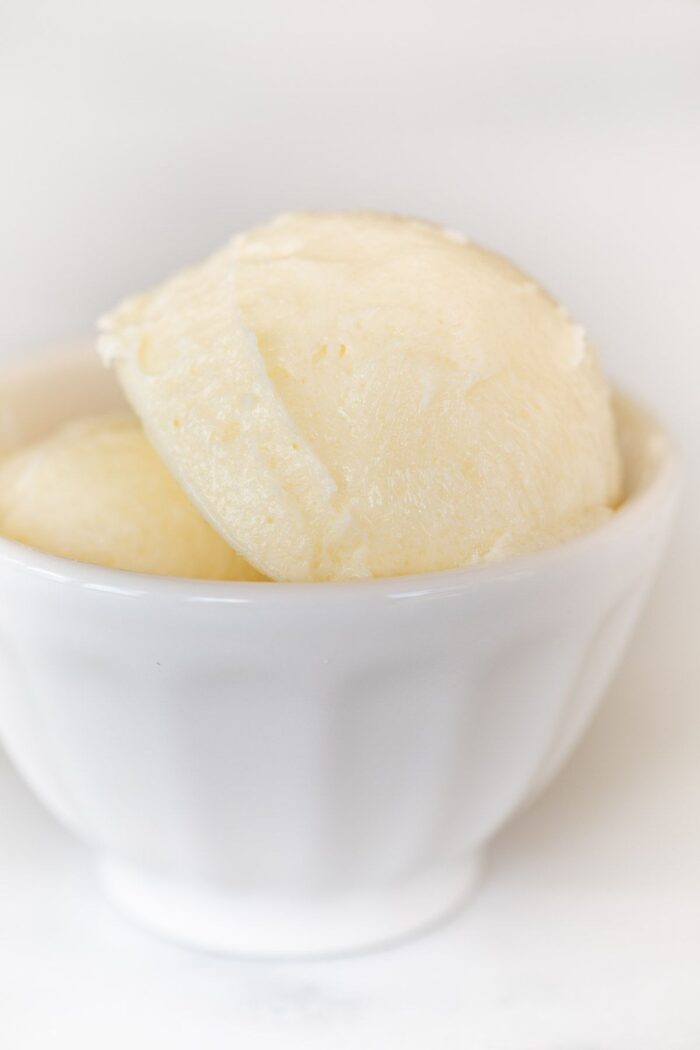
[1,1,700,1046]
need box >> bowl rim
[0,346,682,604]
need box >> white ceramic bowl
[0,345,679,958]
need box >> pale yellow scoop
[0,413,263,580]
[99,211,621,582]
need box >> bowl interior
[0,342,678,595]
[0,342,671,498]
[0,342,126,453]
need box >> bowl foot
[99,853,481,959]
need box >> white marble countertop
[1,1,700,1045]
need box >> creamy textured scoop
[99,212,621,582]
[0,413,263,580]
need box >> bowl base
[99,854,482,959]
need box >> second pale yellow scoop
[0,413,263,580]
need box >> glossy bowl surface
[0,345,680,956]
